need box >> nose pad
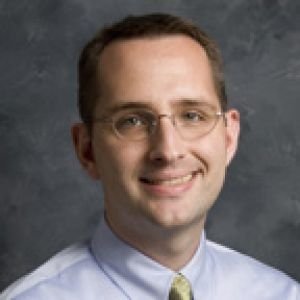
[148,115,185,163]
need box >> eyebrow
[174,98,218,109]
[104,102,153,115]
[100,98,219,117]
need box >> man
[1,13,299,300]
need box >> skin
[72,35,240,270]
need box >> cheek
[193,131,228,168]
[94,140,147,179]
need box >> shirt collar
[90,216,211,299]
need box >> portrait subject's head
[72,14,240,249]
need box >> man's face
[74,35,239,233]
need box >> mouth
[140,169,202,186]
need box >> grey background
[1,0,299,290]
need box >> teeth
[148,173,193,186]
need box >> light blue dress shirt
[1,216,299,299]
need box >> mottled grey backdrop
[0,0,299,290]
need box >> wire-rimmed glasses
[90,102,225,141]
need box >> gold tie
[169,273,193,300]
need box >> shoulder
[0,242,98,300]
[206,239,300,299]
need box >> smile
[140,170,202,186]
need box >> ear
[224,109,240,166]
[71,123,100,179]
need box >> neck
[106,213,205,271]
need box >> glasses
[91,103,225,141]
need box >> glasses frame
[91,107,226,141]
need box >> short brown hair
[78,13,227,123]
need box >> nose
[148,115,186,164]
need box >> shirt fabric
[1,216,299,300]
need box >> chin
[146,208,204,231]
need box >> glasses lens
[114,110,153,140]
[175,105,220,139]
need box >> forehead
[95,35,219,112]
[101,34,207,61]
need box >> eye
[114,111,153,135]
[117,115,145,128]
[181,110,207,122]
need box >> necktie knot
[169,273,193,300]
